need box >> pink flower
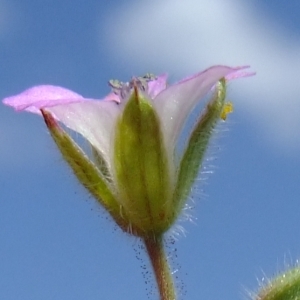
[3,65,253,237]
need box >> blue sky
[1,0,300,299]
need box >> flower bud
[256,266,300,300]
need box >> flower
[3,65,253,238]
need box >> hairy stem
[143,235,176,300]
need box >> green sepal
[173,79,227,214]
[41,110,130,233]
[114,88,172,236]
[257,266,300,300]
[91,145,112,183]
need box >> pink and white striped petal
[153,66,253,163]
[3,85,88,114]
[47,101,120,170]
[3,85,121,169]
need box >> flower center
[109,73,157,100]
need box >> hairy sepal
[114,89,172,236]
[173,79,227,214]
[256,266,300,300]
[41,109,130,233]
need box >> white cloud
[101,0,300,154]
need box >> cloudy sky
[1,0,300,299]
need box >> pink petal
[3,85,87,114]
[147,74,168,98]
[3,84,121,170]
[102,92,121,103]
[225,67,256,80]
[153,65,253,173]
[46,101,120,171]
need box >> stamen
[108,73,157,101]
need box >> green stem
[143,235,176,300]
